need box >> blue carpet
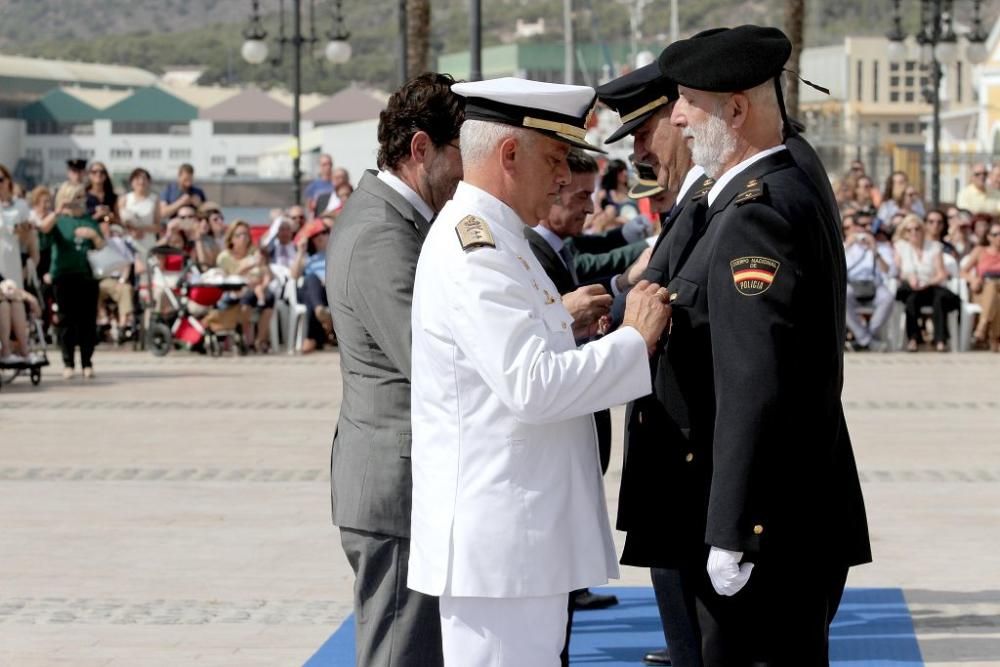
[304,587,922,666]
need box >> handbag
[87,244,132,279]
[848,247,879,302]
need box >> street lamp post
[242,0,351,204]
[886,0,989,207]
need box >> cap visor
[552,132,607,154]
[605,112,654,144]
[628,182,664,199]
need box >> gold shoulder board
[455,215,496,251]
[734,178,764,206]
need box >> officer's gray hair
[460,120,536,167]
[743,79,784,137]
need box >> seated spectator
[265,217,297,269]
[214,220,273,353]
[160,163,206,220]
[192,210,222,269]
[878,171,925,223]
[844,216,895,350]
[946,208,977,258]
[849,175,878,211]
[333,167,351,191]
[96,224,137,343]
[924,209,958,258]
[962,220,1000,351]
[0,276,41,365]
[291,220,333,353]
[1,162,31,289]
[894,213,959,352]
[955,163,1000,214]
[972,213,994,246]
[335,183,354,207]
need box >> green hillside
[0,0,994,94]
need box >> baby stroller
[0,312,49,391]
[0,274,49,391]
[145,247,247,356]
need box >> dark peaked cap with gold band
[596,63,678,144]
[451,78,605,153]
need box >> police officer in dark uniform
[617,25,871,666]
[597,64,712,667]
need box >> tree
[407,0,431,79]
[784,0,805,120]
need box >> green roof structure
[437,41,645,82]
[101,87,198,122]
[17,88,99,122]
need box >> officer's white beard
[683,112,737,180]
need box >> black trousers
[651,566,703,667]
[695,560,849,667]
[54,276,99,369]
[298,273,329,344]
[897,284,958,343]
[339,527,444,667]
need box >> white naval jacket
[407,181,652,599]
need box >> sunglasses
[90,169,106,175]
[989,232,1000,238]
[178,214,196,219]
[974,171,987,177]
[291,215,306,221]
[905,227,921,233]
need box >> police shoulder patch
[455,215,496,252]
[689,177,715,202]
[730,256,780,296]
[734,178,765,206]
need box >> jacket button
[753,524,764,535]
[685,452,694,463]
[561,322,567,330]
[638,412,644,424]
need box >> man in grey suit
[325,73,465,667]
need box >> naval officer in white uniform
[408,78,674,666]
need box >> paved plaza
[1,349,999,666]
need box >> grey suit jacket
[326,170,432,538]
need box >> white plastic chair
[956,278,983,352]
[888,276,961,351]
[268,264,307,354]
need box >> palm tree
[784,0,805,120]
[407,0,431,79]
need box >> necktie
[558,244,579,286]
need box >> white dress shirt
[378,170,434,224]
[707,145,787,206]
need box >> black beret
[66,158,87,170]
[658,25,791,92]
[596,64,678,144]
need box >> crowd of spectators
[837,161,1000,352]
[0,153,354,381]
[3,146,998,383]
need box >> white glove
[706,546,754,596]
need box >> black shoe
[572,589,619,611]
[849,340,870,352]
[642,648,671,665]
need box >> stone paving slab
[1,349,999,664]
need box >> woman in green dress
[37,183,105,379]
